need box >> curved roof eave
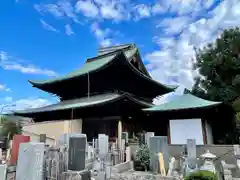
[13,92,153,116]
[28,53,119,87]
[119,52,177,92]
[29,47,176,93]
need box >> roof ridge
[86,45,134,63]
[98,44,134,52]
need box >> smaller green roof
[143,94,222,112]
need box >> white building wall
[170,119,204,145]
[22,119,82,141]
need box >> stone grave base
[109,170,181,180]
[111,161,133,173]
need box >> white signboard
[170,119,204,145]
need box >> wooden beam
[201,119,207,144]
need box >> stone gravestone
[149,136,169,172]
[68,136,86,171]
[139,133,145,145]
[15,142,45,180]
[145,132,154,148]
[98,134,109,159]
[122,132,129,145]
[186,139,197,169]
[0,164,7,180]
[234,145,240,158]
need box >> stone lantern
[200,150,217,173]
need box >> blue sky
[0,0,239,112]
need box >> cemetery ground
[1,133,240,180]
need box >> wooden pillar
[167,121,171,144]
[201,119,207,144]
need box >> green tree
[191,27,240,143]
[192,27,240,103]
[0,116,22,140]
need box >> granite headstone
[15,142,45,180]
[68,136,86,171]
[149,136,169,172]
[186,139,197,169]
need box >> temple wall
[22,119,82,141]
[22,130,56,145]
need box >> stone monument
[15,142,45,180]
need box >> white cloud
[14,98,53,110]
[146,0,240,100]
[34,4,64,17]
[151,3,165,14]
[91,22,113,47]
[40,19,59,32]
[0,97,57,113]
[4,97,13,102]
[75,0,99,18]
[34,1,80,23]
[57,0,80,23]
[0,51,58,77]
[156,16,192,35]
[0,51,8,61]
[0,84,11,92]
[134,4,151,20]
[3,64,57,76]
[65,24,75,36]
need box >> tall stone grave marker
[149,136,169,172]
[68,136,86,171]
[0,164,7,180]
[122,132,129,145]
[186,139,197,169]
[145,132,155,147]
[234,145,240,158]
[139,133,145,145]
[98,134,109,159]
[59,133,87,145]
[16,142,45,180]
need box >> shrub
[135,144,150,171]
[185,170,218,180]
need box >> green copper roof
[98,44,133,56]
[14,92,153,115]
[143,94,222,112]
[29,47,137,86]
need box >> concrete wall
[22,119,82,141]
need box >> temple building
[15,44,175,141]
[14,44,234,144]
